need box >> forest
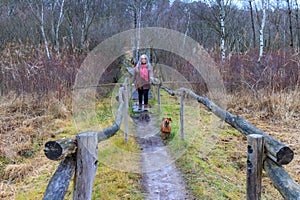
[0,0,300,199]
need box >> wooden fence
[155,83,300,199]
[43,78,130,200]
[42,76,300,200]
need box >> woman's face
[141,58,147,64]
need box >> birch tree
[258,0,267,63]
[128,0,151,64]
[80,0,96,50]
[49,0,66,53]
[217,0,226,64]
[28,0,51,59]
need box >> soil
[132,113,191,200]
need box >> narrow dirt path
[132,113,190,200]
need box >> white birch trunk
[81,0,88,49]
[136,5,141,62]
[183,8,191,49]
[29,1,51,59]
[66,9,75,52]
[218,0,226,64]
[55,0,65,53]
[258,0,267,63]
[41,4,51,59]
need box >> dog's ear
[168,118,172,121]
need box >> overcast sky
[171,0,291,10]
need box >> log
[161,87,294,165]
[43,155,76,200]
[44,139,76,160]
[161,86,178,96]
[264,158,300,199]
[247,134,264,200]
[73,132,98,200]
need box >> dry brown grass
[0,93,72,198]
[226,87,300,198]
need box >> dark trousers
[138,88,149,105]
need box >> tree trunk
[55,0,65,53]
[66,9,75,52]
[258,0,266,63]
[217,0,226,64]
[81,0,87,49]
[249,0,256,49]
[136,5,141,63]
[40,4,51,59]
[295,0,300,49]
[287,0,294,47]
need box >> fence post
[180,91,185,140]
[157,85,161,113]
[73,132,98,200]
[124,81,129,142]
[247,134,264,200]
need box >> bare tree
[258,0,267,63]
[286,0,294,47]
[80,0,96,50]
[217,0,226,64]
[28,0,51,59]
[249,0,256,48]
[295,0,300,49]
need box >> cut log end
[44,141,63,160]
[44,139,76,161]
[277,146,294,165]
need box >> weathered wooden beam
[43,155,76,200]
[160,86,294,165]
[264,158,300,199]
[44,139,76,160]
[161,86,178,96]
[180,91,185,140]
[124,79,129,142]
[73,132,98,200]
[247,134,264,200]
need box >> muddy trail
[131,113,191,200]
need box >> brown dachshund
[161,117,172,139]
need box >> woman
[133,54,154,110]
